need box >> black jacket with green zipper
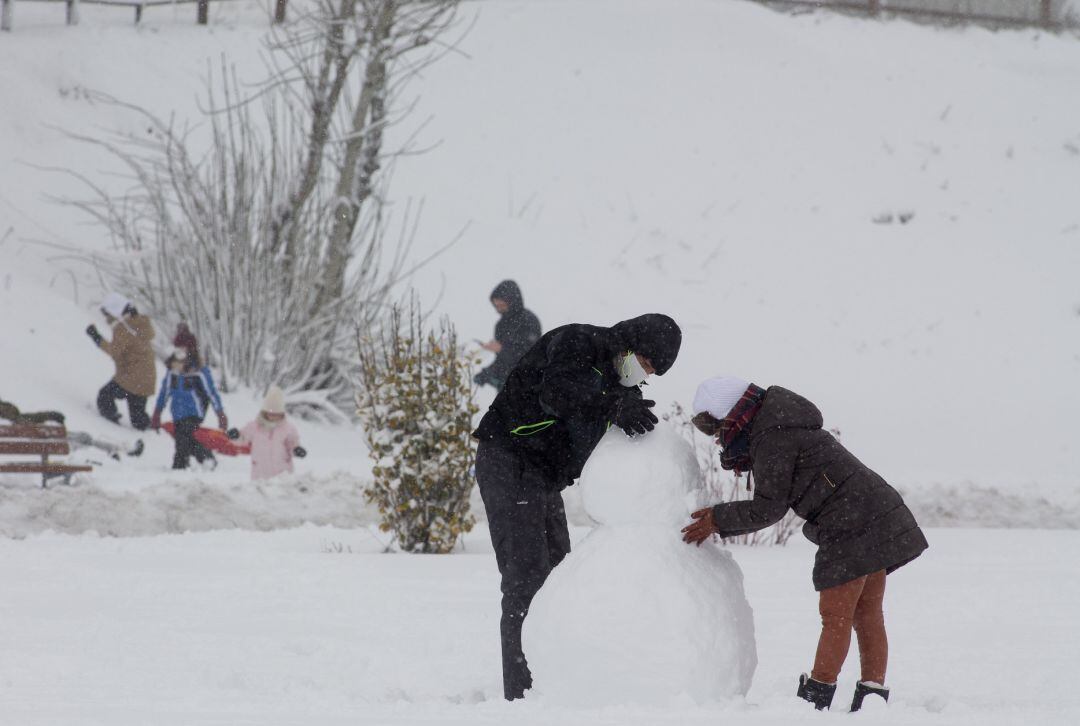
[472,315,681,489]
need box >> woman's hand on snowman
[681,507,719,546]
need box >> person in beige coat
[87,293,156,431]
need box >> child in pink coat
[228,386,306,480]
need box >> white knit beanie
[262,385,286,415]
[692,376,751,420]
[101,292,132,318]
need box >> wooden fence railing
[757,0,1077,29]
[3,0,1075,33]
[0,0,288,30]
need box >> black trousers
[172,416,211,470]
[97,380,150,431]
[475,442,571,701]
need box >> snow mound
[0,472,373,538]
[580,425,701,526]
[524,424,757,706]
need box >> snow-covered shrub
[356,304,478,554]
[664,403,800,546]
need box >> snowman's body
[522,424,757,706]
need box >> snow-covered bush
[664,403,800,546]
[356,303,478,554]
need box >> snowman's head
[579,423,702,527]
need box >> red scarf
[717,383,766,476]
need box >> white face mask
[616,352,650,388]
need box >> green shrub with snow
[356,304,478,554]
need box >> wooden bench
[0,424,93,488]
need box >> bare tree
[56,0,463,413]
[264,0,460,302]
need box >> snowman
[521,423,757,706]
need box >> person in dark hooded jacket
[474,280,542,391]
[472,313,682,701]
[681,376,928,713]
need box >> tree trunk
[1,0,14,32]
[316,0,396,312]
[197,0,208,25]
[269,0,356,278]
[274,0,287,24]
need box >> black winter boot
[850,681,889,712]
[797,673,837,710]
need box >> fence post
[1,0,12,32]
[65,0,79,25]
[274,0,286,24]
[197,0,208,25]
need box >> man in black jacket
[474,280,542,391]
[472,313,682,700]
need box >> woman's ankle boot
[850,681,889,712]
[797,673,836,710]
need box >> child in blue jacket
[151,350,228,470]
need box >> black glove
[226,428,240,440]
[86,325,103,345]
[293,446,307,458]
[473,370,490,387]
[610,391,658,436]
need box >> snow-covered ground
[1,525,1077,724]
[2,2,1080,722]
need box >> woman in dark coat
[681,376,927,713]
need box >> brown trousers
[811,569,888,685]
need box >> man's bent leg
[126,393,150,431]
[543,489,572,569]
[97,381,124,423]
[476,443,557,701]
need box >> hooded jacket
[477,280,542,388]
[99,314,157,398]
[237,416,301,481]
[473,314,682,488]
[710,386,928,590]
[154,366,224,422]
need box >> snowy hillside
[389,0,1080,503]
[2,3,1080,725]
[2,3,1080,515]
